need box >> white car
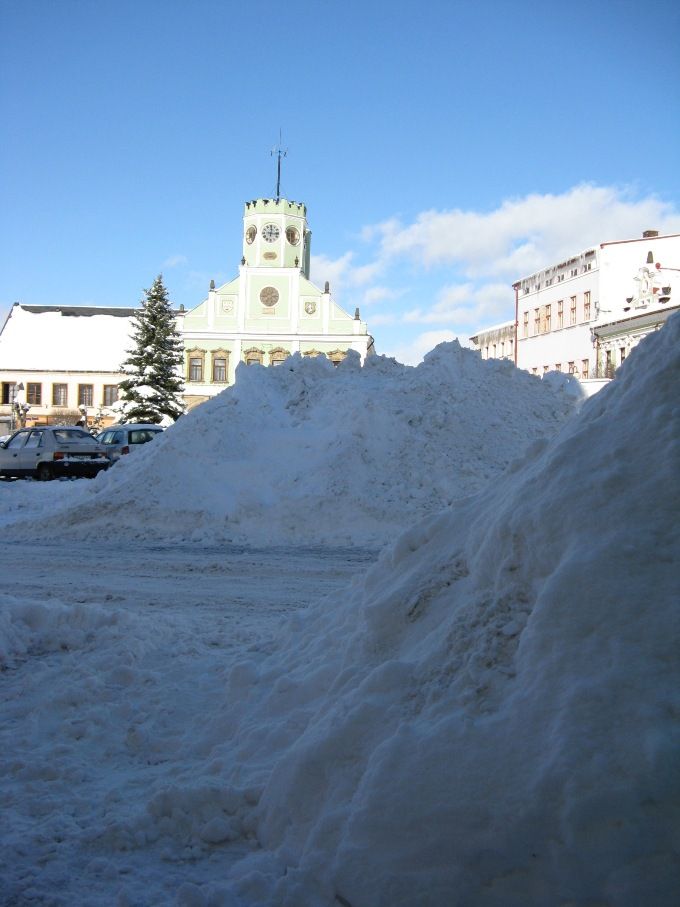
[0,426,110,481]
[96,423,164,461]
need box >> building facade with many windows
[471,231,680,390]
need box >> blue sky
[2,0,679,363]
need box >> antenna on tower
[271,129,288,202]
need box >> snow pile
[10,343,580,546]
[0,594,131,667]
[195,316,678,905]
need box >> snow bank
[0,593,132,667]
[7,343,579,547]
[206,316,680,905]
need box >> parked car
[0,426,111,480]
[96,423,164,462]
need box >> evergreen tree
[117,275,185,424]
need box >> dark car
[0,426,111,481]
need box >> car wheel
[36,463,52,482]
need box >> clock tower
[180,184,374,405]
[242,198,311,275]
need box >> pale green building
[182,197,375,407]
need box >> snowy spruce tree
[117,275,185,424]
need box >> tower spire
[271,129,287,201]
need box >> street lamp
[10,382,25,431]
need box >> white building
[471,230,680,391]
[0,305,156,433]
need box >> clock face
[286,226,300,246]
[260,286,279,307]
[262,223,280,243]
[245,225,256,244]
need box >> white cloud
[163,254,189,268]
[398,282,511,329]
[361,285,410,306]
[349,260,384,287]
[309,255,384,292]
[368,312,399,326]
[389,329,458,366]
[310,252,353,298]
[368,184,680,279]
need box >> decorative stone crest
[221,299,234,314]
[304,300,317,315]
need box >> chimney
[642,230,659,238]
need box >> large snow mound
[11,342,579,547]
[202,316,679,905]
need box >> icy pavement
[0,540,376,906]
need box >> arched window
[243,347,264,366]
[327,349,346,367]
[186,348,206,383]
[211,349,230,383]
[269,347,290,367]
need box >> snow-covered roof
[0,304,135,372]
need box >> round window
[245,225,257,244]
[286,226,300,246]
[260,287,279,307]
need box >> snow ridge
[6,342,580,547]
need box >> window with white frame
[584,291,591,320]
[557,300,563,328]
[570,296,577,325]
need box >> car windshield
[53,429,97,445]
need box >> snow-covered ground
[1,332,678,906]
